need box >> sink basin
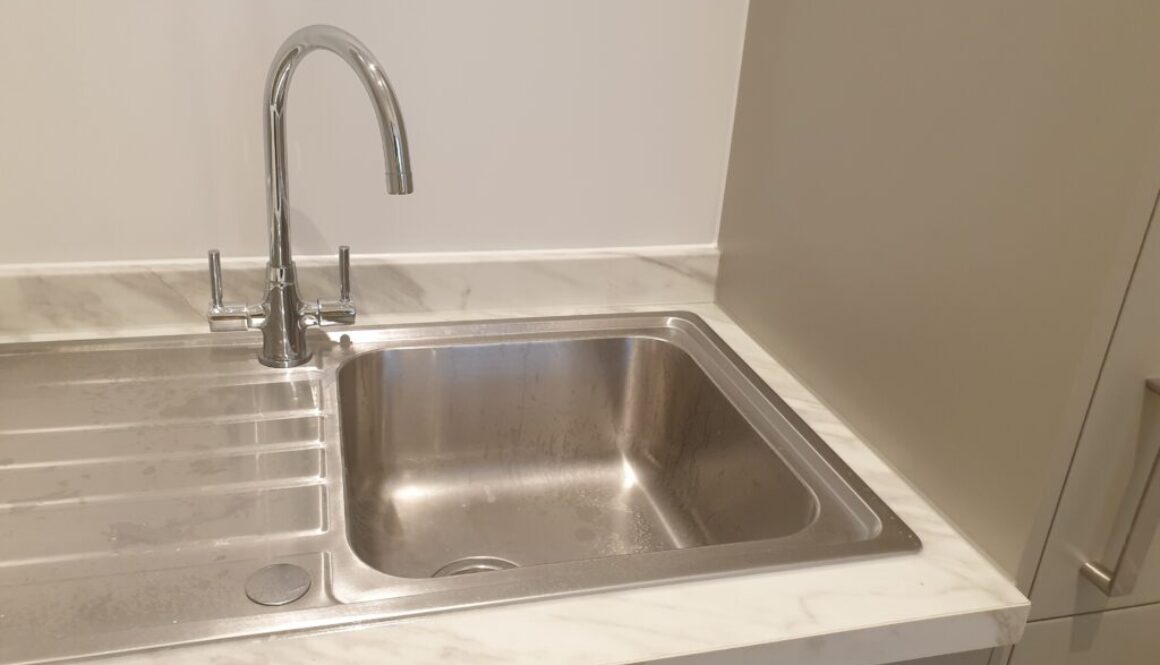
[337,313,918,584]
[340,336,817,578]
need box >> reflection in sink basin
[338,314,918,581]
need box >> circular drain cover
[245,563,312,606]
[432,556,519,577]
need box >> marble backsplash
[0,246,717,341]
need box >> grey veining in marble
[0,247,717,341]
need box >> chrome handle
[1081,378,1160,596]
[338,245,351,302]
[302,245,357,327]
[208,250,224,309]
[311,300,357,326]
[205,249,264,332]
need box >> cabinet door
[1008,602,1160,665]
[1029,213,1160,619]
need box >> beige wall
[717,0,1160,586]
[0,0,747,264]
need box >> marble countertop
[52,301,1027,665]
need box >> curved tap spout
[206,25,413,368]
[265,25,413,269]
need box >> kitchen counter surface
[0,299,1028,665]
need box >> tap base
[258,352,314,369]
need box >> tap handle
[338,245,351,302]
[308,246,356,327]
[205,249,263,332]
[208,249,224,308]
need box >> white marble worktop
[0,247,1027,665]
[0,246,717,342]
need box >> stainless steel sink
[0,312,917,664]
[331,313,918,600]
[342,331,875,580]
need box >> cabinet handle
[1081,378,1160,596]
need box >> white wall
[0,0,747,264]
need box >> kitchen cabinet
[1008,602,1160,664]
[1028,216,1160,620]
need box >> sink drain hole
[431,556,519,577]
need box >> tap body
[208,25,412,367]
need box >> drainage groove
[431,556,519,577]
